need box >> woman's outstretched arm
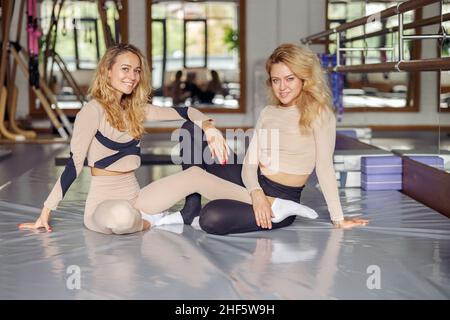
[19,102,100,232]
[144,103,213,125]
[313,109,369,228]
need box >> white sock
[191,216,202,231]
[141,211,168,226]
[153,211,184,226]
[271,198,318,223]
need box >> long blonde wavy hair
[266,43,334,129]
[89,43,151,139]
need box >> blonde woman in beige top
[152,44,370,234]
[18,43,230,234]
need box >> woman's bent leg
[179,121,244,223]
[84,173,144,235]
[135,166,251,215]
[198,171,305,235]
[91,200,143,235]
[199,199,296,235]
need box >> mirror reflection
[343,73,412,109]
[440,1,450,113]
[38,0,124,112]
[439,1,450,172]
[150,0,242,110]
[327,0,419,110]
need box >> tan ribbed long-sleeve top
[242,105,344,222]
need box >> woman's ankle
[142,219,151,231]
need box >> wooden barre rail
[343,12,450,44]
[302,0,440,43]
[328,56,450,73]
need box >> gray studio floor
[0,132,450,299]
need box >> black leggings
[179,121,304,235]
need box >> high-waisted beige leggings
[85,167,251,235]
[85,172,143,234]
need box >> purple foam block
[337,130,357,139]
[361,180,402,191]
[408,156,444,170]
[361,173,402,183]
[361,172,402,191]
[361,156,402,174]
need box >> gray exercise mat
[1,164,450,299]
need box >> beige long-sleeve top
[44,99,211,210]
[242,105,344,222]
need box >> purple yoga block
[361,173,402,183]
[337,130,357,139]
[361,156,402,174]
[361,181,402,191]
[408,156,444,169]
[361,172,402,191]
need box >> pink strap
[27,0,41,55]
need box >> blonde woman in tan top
[18,43,230,234]
[152,44,369,234]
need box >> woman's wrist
[202,119,215,131]
[331,219,344,227]
[250,189,265,200]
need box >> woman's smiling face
[270,62,303,107]
[108,51,142,98]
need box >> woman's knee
[187,166,203,175]
[199,201,228,235]
[95,200,141,235]
[182,166,203,182]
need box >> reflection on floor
[1,132,450,299]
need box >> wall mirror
[326,0,421,112]
[147,0,245,113]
